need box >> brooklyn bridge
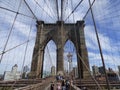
[0,0,120,90]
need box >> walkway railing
[14,76,55,90]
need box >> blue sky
[0,0,120,74]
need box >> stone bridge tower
[30,21,90,79]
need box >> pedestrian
[65,80,70,90]
[50,82,54,90]
[62,80,66,90]
[57,82,62,90]
[82,87,88,90]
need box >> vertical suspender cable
[61,0,64,21]
[83,0,95,20]
[69,0,102,89]
[56,0,59,20]
[21,19,33,73]
[0,0,38,63]
[88,0,110,90]
[65,0,84,21]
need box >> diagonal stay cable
[88,0,110,89]
[46,45,53,67]
[65,0,84,21]
[0,38,35,55]
[0,6,36,19]
[77,53,102,90]
[0,0,23,63]
[24,0,38,20]
[82,0,95,20]
[21,19,34,73]
[44,0,57,21]
[70,0,102,89]
[10,19,35,89]
[34,0,56,21]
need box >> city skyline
[0,0,120,75]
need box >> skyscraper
[92,65,99,76]
[118,66,120,76]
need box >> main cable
[88,0,110,89]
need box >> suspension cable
[83,0,95,20]
[44,0,57,21]
[65,0,84,21]
[77,53,102,89]
[23,0,38,20]
[56,0,59,20]
[0,6,35,19]
[46,45,53,67]
[0,38,34,55]
[69,0,102,89]
[21,19,34,74]
[33,0,56,22]
[0,0,23,63]
[61,0,64,21]
[88,0,110,89]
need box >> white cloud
[0,0,120,74]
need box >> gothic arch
[64,40,77,73]
[43,40,57,78]
[43,38,57,50]
[30,21,90,79]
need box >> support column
[77,53,83,79]
[29,21,44,78]
[29,49,44,78]
[57,46,64,74]
[77,21,90,79]
[36,49,44,78]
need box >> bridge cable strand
[0,0,23,64]
[46,43,54,68]
[71,0,83,85]
[94,1,120,22]
[96,2,120,20]
[70,0,75,54]
[0,6,35,19]
[23,0,38,20]
[21,19,34,74]
[71,0,83,83]
[77,53,102,90]
[65,0,84,21]
[82,0,95,20]
[61,0,64,21]
[33,0,56,22]
[10,2,37,89]
[95,0,120,19]
[63,0,68,21]
[0,38,35,56]
[1,0,28,88]
[70,0,102,89]
[44,0,57,21]
[98,3,120,77]
[88,0,110,90]
[56,0,59,20]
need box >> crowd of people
[50,74,71,90]
[50,74,88,90]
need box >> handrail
[14,77,55,90]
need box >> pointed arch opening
[64,40,78,78]
[43,40,57,78]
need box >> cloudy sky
[0,0,120,74]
